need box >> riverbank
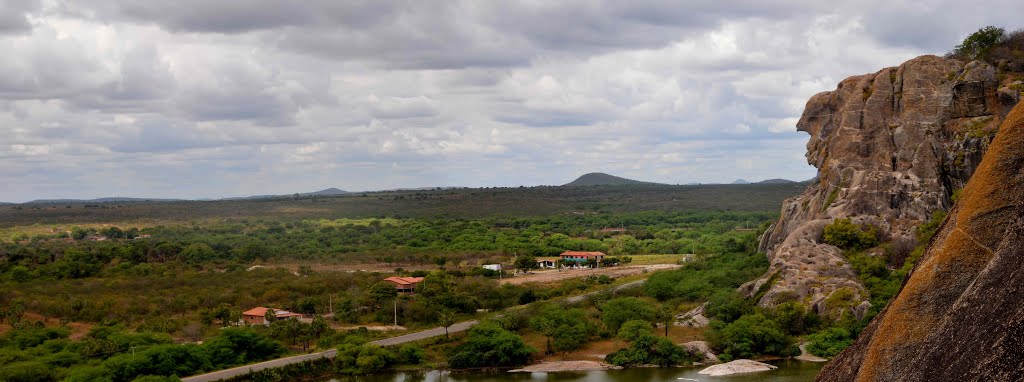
[508,361,622,372]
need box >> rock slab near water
[698,359,778,376]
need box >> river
[323,360,822,382]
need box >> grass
[628,254,691,265]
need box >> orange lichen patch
[819,95,1024,382]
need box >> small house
[559,251,606,268]
[483,264,502,271]
[384,276,424,293]
[536,257,559,269]
[242,307,303,325]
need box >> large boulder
[744,55,1019,316]
[815,93,1024,382]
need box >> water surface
[327,360,821,382]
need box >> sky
[1,1,1022,202]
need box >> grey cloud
[0,0,37,34]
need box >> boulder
[681,341,720,364]
[699,359,778,376]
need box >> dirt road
[499,264,679,285]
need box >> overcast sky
[1,1,1021,202]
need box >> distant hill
[564,172,661,187]
[304,188,347,196]
[731,179,751,184]
[757,178,797,184]
[26,197,183,204]
[24,188,349,204]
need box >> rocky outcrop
[815,96,1024,382]
[682,341,720,364]
[743,55,1019,316]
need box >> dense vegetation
[0,326,284,382]
[0,183,805,228]
[0,211,772,281]
[0,204,783,380]
[803,211,948,356]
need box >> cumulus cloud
[1,0,1022,201]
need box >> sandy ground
[509,361,622,372]
[796,343,828,362]
[499,264,680,285]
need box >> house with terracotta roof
[384,276,424,293]
[242,307,304,325]
[559,251,606,268]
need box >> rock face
[815,97,1024,382]
[742,55,1019,316]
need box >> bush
[704,291,752,323]
[600,297,657,333]
[397,345,425,365]
[706,313,798,359]
[806,327,855,357]
[447,323,534,369]
[203,327,286,369]
[607,320,692,367]
[335,343,396,375]
[823,218,878,251]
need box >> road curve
[182,280,647,381]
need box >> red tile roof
[384,276,424,286]
[242,307,302,318]
[559,251,606,258]
[243,307,270,316]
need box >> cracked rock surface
[815,94,1024,382]
[744,55,1018,316]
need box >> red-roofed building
[384,276,424,293]
[242,307,304,325]
[559,251,605,268]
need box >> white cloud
[1,0,1021,201]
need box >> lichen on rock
[745,55,1018,317]
[815,89,1024,382]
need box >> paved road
[181,349,339,382]
[182,280,647,381]
[566,279,646,303]
[181,321,479,382]
[371,320,478,346]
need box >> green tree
[514,255,538,271]
[951,26,1005,61]
[447,323,534,369]
[601,297,656,332]
[203,327,286,369]
[180,243,216,265]
[706,313,797,360]
[806,327,855,357]
[529,305,593,354]
[335,343,396,375]
[607,320,690,367]
[438,310,456,340]
[368,282,399,310]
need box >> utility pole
[329,294,334,316]
[394,299,398,327]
